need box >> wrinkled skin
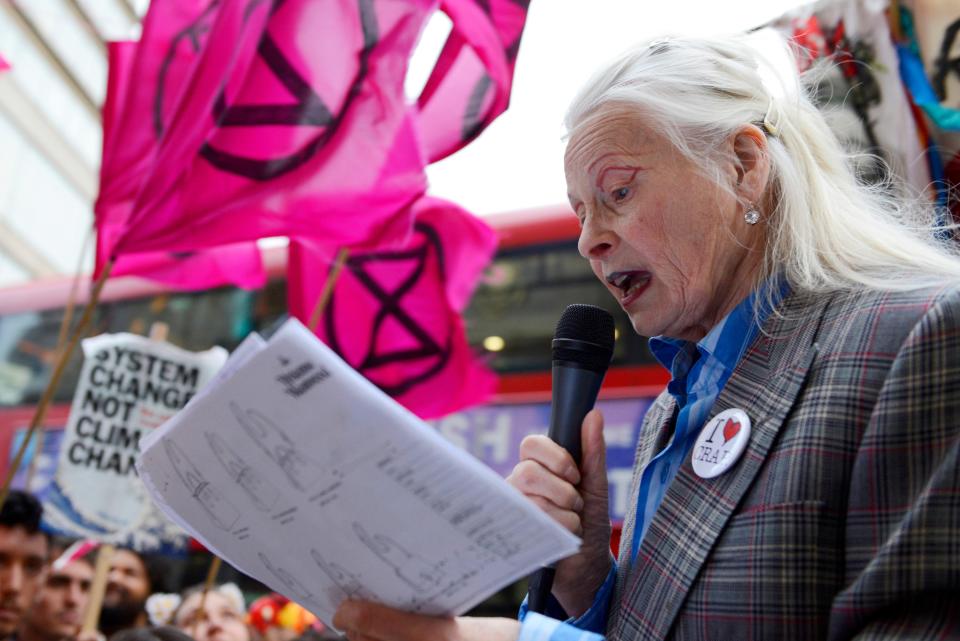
[565,105,768,342]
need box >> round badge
[691,408,751,479]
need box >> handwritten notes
[138,319,579,627]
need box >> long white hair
[564,34,960,298]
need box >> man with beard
[18,549,93,641]
[98,549,151,637]
[0,491,49,641]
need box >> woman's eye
[612,187,630,202]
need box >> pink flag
[96,13,266,290]
[288,197,497,419]
[417,0,530,162]
[98,0,214,215]
[0,54,10,72]
[109,0,438,260]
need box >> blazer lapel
[612,393,678,604]
[609,290,831,641]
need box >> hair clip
[762,97,779,137]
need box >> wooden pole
[308,248,350,333]
[192,556,224,636]
[81,544,115,635]
[22,231,91,496]
[0,260,113,510]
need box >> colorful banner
[97,20,266,291]
[288,197,497,419]
[53,333,226,550]
[904,0,960,130]
[770,0,932,196]
[104,0,532,258]
[896,0,960,222]
[417,0,531,162]
[108,0,435,260]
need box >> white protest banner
[48,333,226,550]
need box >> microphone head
[552,304,615,372]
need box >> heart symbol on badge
[722,418,741,443]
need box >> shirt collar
[649,276,790,379]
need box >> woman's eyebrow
[596,165,643,188]
[586,152,618,173]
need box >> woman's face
[565,106,765,341]
[174,591,250,641]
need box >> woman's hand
[507,410,611,617]
[333,601,519,641]
[506,409,612,617]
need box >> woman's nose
[577,212,615,260]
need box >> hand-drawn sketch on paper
[164,440,239,530]
[206,431,279,511]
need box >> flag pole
[81,543,116,636]
[309,247,350,333]
[192,555,224,637]
[22,228,92,495]
[0,259,114,508]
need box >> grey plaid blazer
[606,284,960,640]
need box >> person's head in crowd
[99,549,152,636]
[147,583,249,641]
[0,491,49,640]
[109,625,194,641]
[17,541,94,641]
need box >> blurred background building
[0,0,147,285]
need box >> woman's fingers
[506,458,583,512]
[525,495,582,535]
[518,435,581,484]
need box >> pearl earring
[744,207,760,225]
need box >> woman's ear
[732,124,770,206]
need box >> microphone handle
[547,362,605,464]
[527,363,605,614]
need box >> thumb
[579,408,608,496]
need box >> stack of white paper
[138,319,580,627]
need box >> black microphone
[527,304,615,614]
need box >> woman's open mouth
[606,270,652,307]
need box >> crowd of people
[0,491,341,641]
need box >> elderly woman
[333,33,960,641]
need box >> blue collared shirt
[517,280,788,641]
